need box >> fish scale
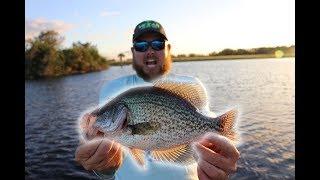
[104,88,214,148]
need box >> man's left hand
[193,132,240,180]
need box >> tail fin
[215,109,238,141]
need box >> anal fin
[129,148,145,168]
[150,144,196,166]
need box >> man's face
[131,32,171,81]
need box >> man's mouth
[145,59,157,68]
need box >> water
[25,58,295,179]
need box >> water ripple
[26,58,295,179]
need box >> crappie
[87,79,238,167]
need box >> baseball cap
[132,20,168,42]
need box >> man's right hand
[75,113,123,172]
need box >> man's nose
[145,46,155,57]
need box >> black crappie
[86,79,238,167]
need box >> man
[75,20,240,180]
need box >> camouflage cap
[133,20,168,42]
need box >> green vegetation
[172,54,293,62]
[25,30,295,76]
[25,30,109,80]
[172,45,295,59]
[214,46,294,56]
[112,45,295,66]
[109,59,133,66]
[118,53,125,62]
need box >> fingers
[79,135,86,145]
[106,142,122,164]
[75,138,123,172]
[197,165,211,180]
[194,142,237,174]
[80,113,90,132]
[75,139,104,163]
[79,113,98,140]
[96,143,123,171]
[197,159,228,180]
[193,133,240,179]
[88,115,98,136]
[85,139,114,167]
[82,139,123,171]
[76,112,123,172]
[198,133,240,161]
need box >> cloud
[25,18,74,39]
[100,11,120,17]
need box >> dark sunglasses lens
[151,40,165,50]
[134,42,148,52]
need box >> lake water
[25,58,295,179]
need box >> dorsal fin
[150,144,196,165]
[153,79,209,110]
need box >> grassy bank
[109,54,295,66]
[173,54,294,62]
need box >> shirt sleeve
[99,78,127,105]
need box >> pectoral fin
[128,122,160,135]
[150,144,196,165]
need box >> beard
[132,55,172,82]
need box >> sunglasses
[133,39,165,52]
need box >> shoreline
[109,54,295,66]
[26,54,294,80]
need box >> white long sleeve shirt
[97,73,216,180]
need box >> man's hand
[193,133,240,180]
[75,113,123,172]
[75,138,123,172]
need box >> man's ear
[131,47,135,55]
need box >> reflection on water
[25,58,295,179]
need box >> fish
[86,79,238,168]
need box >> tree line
[25,30,109,80]
[26,30,295,79]
[172,45,295,58]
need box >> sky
[25,0,295,60]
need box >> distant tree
[62,41,108,72]
[218,48,235,55]
[209,52,218,56]
[25,30,64,78]
[118,53,125,62]
[254,47,274,54]
[177,54,186,58]
[37,30,65,49]
[236,49,250,55]
[189,53,196,57]
[25,30,108,79]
